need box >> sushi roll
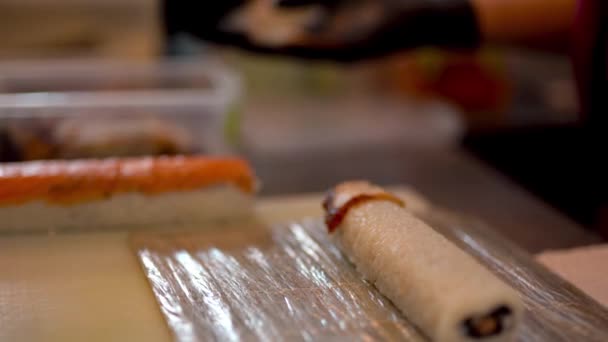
[323,181,523,342]
[0,156,255,232]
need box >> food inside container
[2,117,194,161]
[0,60,240,161]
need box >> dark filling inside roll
[462,305,512,338]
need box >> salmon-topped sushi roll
[0,156,255,232]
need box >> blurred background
[0,0,594,236]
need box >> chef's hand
[164,0,480,62]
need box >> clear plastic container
[0,59,241,161]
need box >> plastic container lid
[0,59,241,161]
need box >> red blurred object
[432,59,509,113]
[379,50,511,124]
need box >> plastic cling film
[419,210,608,342]
[132,221,424,341]
[132,214,608,341]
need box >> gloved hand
[163,1,245,45]
[164,0,480,62]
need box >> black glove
[163,1,245,44]
[164,0,480,62]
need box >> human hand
[165,0,480,62]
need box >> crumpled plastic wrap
[131,210,608,341]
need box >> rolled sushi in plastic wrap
[323,181,523,341]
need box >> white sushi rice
[334,199,523,341]
[0,185,252,233]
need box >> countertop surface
[248,145,600,253]
[242,96,600,253]
[1,94,601,341]
[0,176,600,341]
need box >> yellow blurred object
[0,0,161,60]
